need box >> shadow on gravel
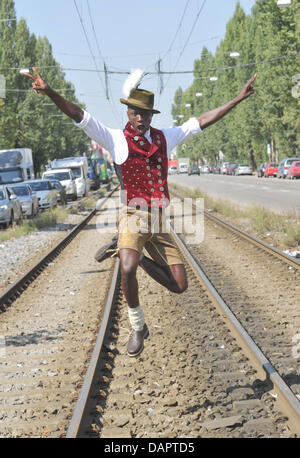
[5,329,64,347]
[83,223,117,231]
[80,269,110,275]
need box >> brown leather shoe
[94,237,118,263]
[127,324,149,357]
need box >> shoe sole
[94,240,117,263]
[127,329,149,358]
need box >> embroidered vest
[120,122,170,208]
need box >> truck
[89,146,110,186]
[177,157,190,174]
[0,148,34,185]
[49,156,91,198]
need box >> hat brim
[120,98,160,114]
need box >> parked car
[221,162,231,174]
[168,165,178,175]
[212,164,221,174]
[287,160,300,180]
[200,165,210,173]
[0,185,22,228]
[234,164,252,176]
[48,179,67,204]
[7,184,39,217]
[257,162,267,178]
[42,168,77,200]
[188,165,200,176]
[24,179,57,210]
[178,163,188,174]
[227,163,238,175]
[264,162,279,177]
[277,157,300,179]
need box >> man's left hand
[237,74,257,101]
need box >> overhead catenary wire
[158,0,207,109]
[2,51,299,91]
[73,0,106,96]
[161,0,191,61]
[84,0,122,127]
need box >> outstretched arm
[23,67,84,123]
[198,74,257,130]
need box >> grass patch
[169,182,300,250]
[0,206,69,243]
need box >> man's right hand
[23,67,49,95]
[23,66,84,123]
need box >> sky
[14,0,257,130]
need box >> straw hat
[120,88,160,114]
[120,68,160,114]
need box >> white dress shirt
[75,110,202,164]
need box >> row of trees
[171,0,300,169]
[0,0,89,173]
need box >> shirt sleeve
[161,118,202,158]
[74,110,128,165]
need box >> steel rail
[170,189,300,270]
[66,258,120,438]
[204,209,300,270]
[0,185,119,309]
[169,223,300,436]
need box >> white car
[7,184,39,218]
[235,164,252,176]
[0,185,23,228]
[221,162,230,174]
[24,179,58,210]
[42,169,77,201]
[168,166,178,175]
[178,163,188,174]
[201,165,210,173]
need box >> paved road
[168,173,300,214]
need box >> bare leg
[139,255,188,294]
[119,248,141,309]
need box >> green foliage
[172,0,300,168]
[0,1,90,173]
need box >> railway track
[0,186,120,437]
[0,187,299,438]
[0,185,119,311]
[65,197,299,438]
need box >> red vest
[121,122,170,208]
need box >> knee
[170,280,188,294]
[121,261,138,280]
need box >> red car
[264,162,279,177]
[287,160,300,179]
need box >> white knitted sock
[128,305,145,332]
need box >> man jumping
[24,67,256,357]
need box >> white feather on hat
[122,68,145,99]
